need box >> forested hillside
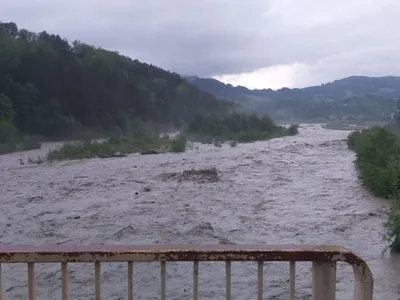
[0,21,234,140]
[186,76,399,123]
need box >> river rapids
[0,124,399,299]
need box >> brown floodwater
[0,124,399,299]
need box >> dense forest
[0,21,234,143]
[186,76,399,123]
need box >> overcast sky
[1,0,400,89]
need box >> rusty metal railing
[0,244,373,300]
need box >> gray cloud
[1,0,400,87]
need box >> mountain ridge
[184,75,400,122]
[184,74,400,94]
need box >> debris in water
[141,150,159,155]
[334,226,346,232]
[27,196,44,203]
[186,222,215,235]
[218,236,236,244]
[159,167,220,183]
[26,156,45,164]
[113,225,137,240]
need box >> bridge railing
[0,244,373,300]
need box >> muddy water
[1,124,400,299]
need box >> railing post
[311,262,336,300]
[353,265,373,300]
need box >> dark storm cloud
[2,0,400,86]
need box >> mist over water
[1,124,399,299]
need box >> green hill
[0,21,235,141]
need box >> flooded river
[1,124,400,299]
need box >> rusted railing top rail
[0,244,368,265]
[0,244,373,300]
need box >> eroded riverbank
[0,124,399,299]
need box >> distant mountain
[185,76,260,100]
[184,75,400,123]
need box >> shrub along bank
[47,113,300,161]
[47,134,187,160]
[184,113,299,144]
[347,126,400,251]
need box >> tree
[0,93,13,122]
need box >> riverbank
[33,113,299,161]
[0,124,398,299]
[322,123,371,131]
[347,126,400,251]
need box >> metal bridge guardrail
[0,244,373,300]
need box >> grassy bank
[347,126,400,251]
[48,135,187,160]
[0,121,41,154]
[185,113,298,144]
[47,113,299,160]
